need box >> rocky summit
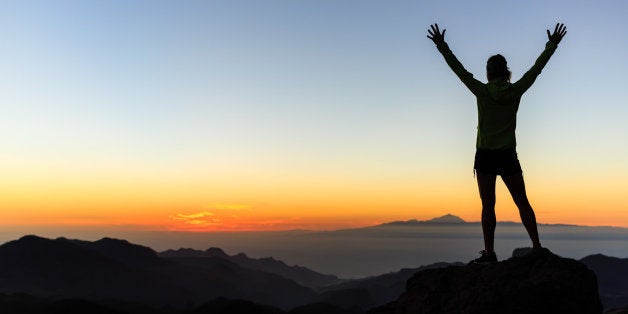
[370,248,603,314]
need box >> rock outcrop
[370,248,603,314]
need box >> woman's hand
[547,23,567,44]
[427,23,446,45]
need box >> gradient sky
[1,0,628,232]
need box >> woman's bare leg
[502,173,542,248]
[477,172,497,252]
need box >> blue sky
[1,0,628,229]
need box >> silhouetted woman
[427,23,567,264]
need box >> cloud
[173,211,214,219]
[169,204,255,230]
[170,211,221,227]
[169,204,363,231]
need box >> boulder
[370,248,603,314]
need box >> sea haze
[5,215,628,278]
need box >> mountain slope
[0,235,317,309]
[320,262,462,308]
[167,256,316,308]
[0,235,191,306]
[581,254,628,309]
[159,247,341,288]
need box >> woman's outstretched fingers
[427,23,446,45]
[547,23,567,44]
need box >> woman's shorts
[474,148,522,176]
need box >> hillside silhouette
[0,235,625,313]
[319,262,464,308]
[581,254,628,309]
[0,235,191,306]
[159,247,341,289]
[0,235,315,309]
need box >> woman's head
[486,54,511,82]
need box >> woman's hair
[486,54,511,82]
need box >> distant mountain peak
[206,247,228,257]
[17,234,47,242]
[92,237,134,247]
[379,214,466,227]
[426,214,465,223]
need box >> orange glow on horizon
[3,203,628,232]
[2,167,628,231]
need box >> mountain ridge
[376,214,466,227]
[0,235,316,309]
[1,234,626,311]
[159,247,342,288]
[374,214,595,228]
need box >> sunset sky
[1,0,628,232]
